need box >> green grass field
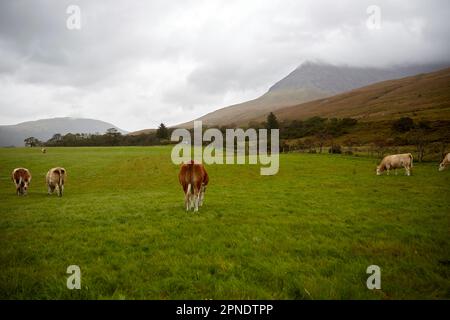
[0,146,449,299]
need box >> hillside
[267,67,450,123]
[127,128,156,136]
[175,62,447,128]
[0,117,128,147]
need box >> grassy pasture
[0,146,449,299]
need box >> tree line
[25,125,172,147]
[23,114,357,148]
[23,114,448,162]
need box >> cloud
[0,0,449,130]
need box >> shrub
[392,117,414,132]
[329,144,342,154]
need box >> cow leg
[406,166,411,176]
[193,184,200,212]
[184,183,192,211]
[188,190,194,211]
[190,193,195,211]
[56,184,64,197]
[185,193,190,211]
[395,169,398,175]
[199,185,205,206]
[194,193,200,212]
[184,187,190,211]
[50,184,56,195]
[193,190,198,212]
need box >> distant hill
[0,117,128,147]
[176,61,448,128]
[265,67,450,123]
[127,128,156,136]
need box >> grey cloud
[0,0,449,130]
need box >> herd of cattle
[7,152,450,211]
[12,167,66,197]
[377,152,450,175]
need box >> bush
[392,117,415,132]
[329,144,342,154]
[341,118,358,127]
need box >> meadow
[0,146,449,299]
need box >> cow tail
[409,153,413,167]
[58,169,63,187]
[187,183,191,195]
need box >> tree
[45,134,62,146]
[156,123,169,139]
[341,118,358,127]
[373,139,387,158]
[280,140,290,153]
[315,131,331,153]
[408,121,431,162]
[343,137,359,153]
[106,128,120,136]
[328,144,342,154]
[266,112,279,130]
[392,117,415,132]
[24,137,41,147]
[105,128,121,146]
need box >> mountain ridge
[173,61,449,129]
[0,117,128,147]
[266,67,450,123]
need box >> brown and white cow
[178,160,209,212]
[46,167,66,197]
[376,153,413,176]
[11,168,32,195]
[439,153,450,171]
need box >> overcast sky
[0,0,449,131]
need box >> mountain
[176,61,448,128]
[264,67,450,123]
[127,128,156,136]
[0,117,128,147]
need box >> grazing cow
[41,148,47,154]
[46,167,66,197]
[11,168,32,195]
[178,160,209,212]
[439,153,450,171]
[376,153,413,176]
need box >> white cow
[377,153,413,176]
[439,153,450,171]
[46,167,66,197]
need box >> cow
[41,148,46,154]
[46,167,66,197]
[11,168,32,195]
[439,153,450,171]
[178,160,209,212]
[376,153,413,176]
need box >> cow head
[376,165,382,175]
